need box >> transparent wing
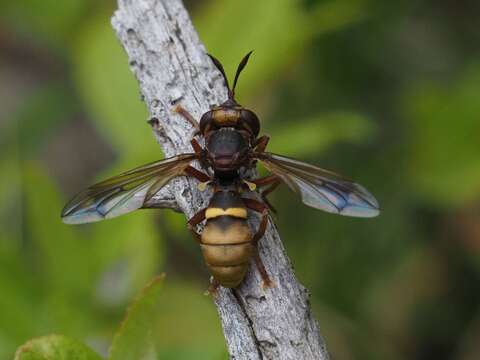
[255,152,380,218]
[61,154,195,224]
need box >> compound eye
[240,109,260,137]
[199,111,215,135]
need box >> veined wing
[255,152,380,218]
[61,154,195,224]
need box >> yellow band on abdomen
[206,207,247,219]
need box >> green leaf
[268,112,376,157]
[147,282,225,359]
[108,278,225,360]
[108,275,165,360]
[14,335,102,360]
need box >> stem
[112,1,329,358]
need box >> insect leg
[190,138,203,154]
[205,277,220,297]
[247,176,281,213]
[262,178,281,197]
[254,135,270,153]
[252,208,269,243]
[187,208,207,243]
[243,198,273,288]
[173,104,200,133]
[252,174,279,187]
[253,250,273,289]
[185,165,211,182]
[252,212,273,288]
[243,198,268,214]
[260,178,281,214]
[190,139,211,170]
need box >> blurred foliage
[0,0,91,48]
[405,63,480,207]
[15,334,102,360]
[268,111,376,156]
[194,0,369,97]
[73,12,157,163]
[14,276,224,359]
[1,0,480,359]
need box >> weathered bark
[112,1,330,359]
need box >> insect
[61,52,380,290]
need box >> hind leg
[260,179,281,214]
[187,208,207,243]
[252,213,273,288]
[204,277,220,297]
[243,198,273,288]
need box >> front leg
[184,166,211,183]
[190,138,203,155]
[173,104,201,134]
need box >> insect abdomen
[200,209,253,288]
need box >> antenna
[207,51,254,101]
[231,50,253,99]
[207,54,233,99]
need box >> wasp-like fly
[62,52,380,289]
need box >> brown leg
[187,208,206,243]
[187,208,206,227]
[252,210,269,243]
[260,178,281,214]
[254,135,270,153]
[243,198,268,214]
[190,138,203,154]
[205,277,220,297]
[185,166,211,183]
[190,139,211,170]
[252,175,279,187]
[243,198,273,288]
[173,104,200,132]
[244,179,281,213]
[253,250,273,289]
[262,179,281,197]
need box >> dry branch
[112,1,330,359]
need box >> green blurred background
[1,0,480,359]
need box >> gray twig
[112,1,329,359]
